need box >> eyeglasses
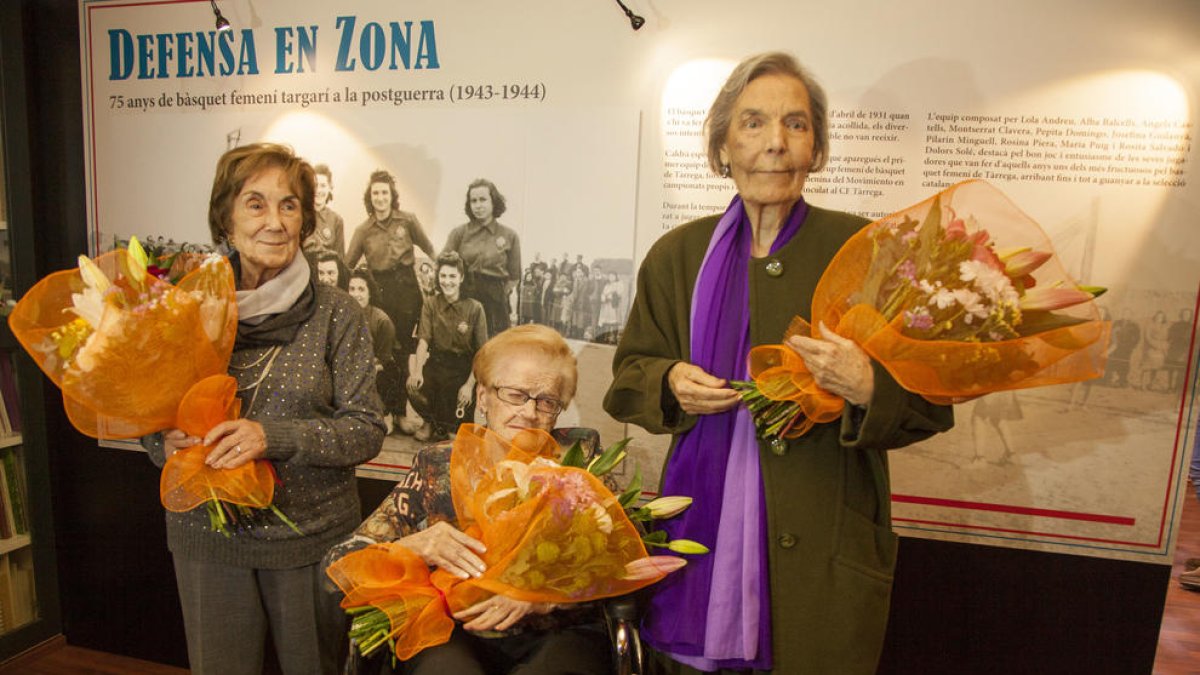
[491,386,564,415]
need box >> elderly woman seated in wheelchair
[326,324,619,675]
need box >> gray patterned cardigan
[145,283,386,569]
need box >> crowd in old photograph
[1102,306,1193,393]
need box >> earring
[720,164,731,178]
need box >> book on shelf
[7,553,35,628]
[0,559,13,634]
[0,355,19,434]
[0,388,10,436]
[0,450,25,536]
[0,460,12,540]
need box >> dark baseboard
[879,536,1166,674]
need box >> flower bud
[643,496,693,519]
[623,555,687,580]
[127,236,150,285]
[1001,249,1051,278]
[667,539,710,555]
[1019,286,1097,312]
[77,255,111,293]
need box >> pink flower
[1002,249,1051,279]
[944,217,968,241]
[623,556,687,580]
[1019,286,1097,311]
[969,240,1003,270]
[904,308,934,330]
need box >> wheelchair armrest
[605,595,640,623]
[604,595,644,675]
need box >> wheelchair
[342,598,643,675]
[340,427,646,675]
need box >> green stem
[761,401,798,426]
[208,489,227,526]
[880,282,915,320]
[271,504,303,534]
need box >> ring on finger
[234,444,242,454]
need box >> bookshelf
[0,208,38,639]
[0,0,63,661]
[0,326,41,628]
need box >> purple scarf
[642,196,807,671]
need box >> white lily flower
[586,502,614,534]
[77,255,111,293]
[66,255,112,328]
[495,460,534,499]
[483,487,519,513]
[66,288,105,328]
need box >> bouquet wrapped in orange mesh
[160,373,297,535]
[327,424,692,661]
[7,239,292,535]
[8,239,236,438]
[732,180,1111,439]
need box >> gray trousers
[173,556,347,675]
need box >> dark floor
[0,636,186,674]
[1153,481,1200,674]
[3,490,1198,674]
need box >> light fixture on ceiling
[613,0,645,30]
[209,0,232,32]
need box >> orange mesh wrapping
[328,424,676,659]
[749,180,1110,428]
[7,251,236,439]
[159,375,276,512]
[326,543,455,661]
[747,318,845,438]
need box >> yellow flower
[535,541,561,563]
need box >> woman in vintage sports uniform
[443,178,522,335]
[407,251,488,442]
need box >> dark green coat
[603,206,954,674]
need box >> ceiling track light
[612,0,645,30]
[209,0,232,32]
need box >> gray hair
[704,52,830,176]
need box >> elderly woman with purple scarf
[603,52,953,674]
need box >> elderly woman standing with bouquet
[143,143,386,675]
[604,52,954,674]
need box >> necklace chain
[234,345,283,417]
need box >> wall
[77,0,1200,564]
